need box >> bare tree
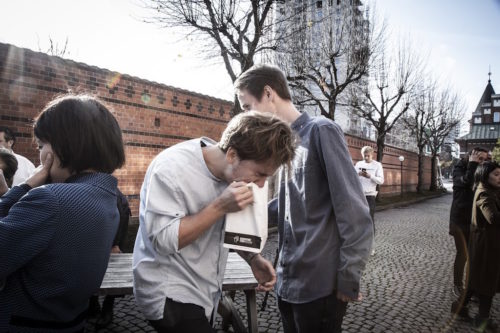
[276,1,383,121]
[424,88,464,191]
[402,80,435,193]
[349,38,423,162]
[141,0,307,114]
[37,36,69,57]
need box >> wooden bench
[99,252,258,333]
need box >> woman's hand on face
[25,153,54,188]
[0,169,8,196]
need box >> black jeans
[149,298,214,333]
[278,292,348,333]
[452,229,469,287]
[365,195,376,235]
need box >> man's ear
[226,147,238,163]
[263,85,273,100]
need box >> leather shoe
[473,317,498,331]
[87,296,101,318]
[451,300,472,322]
[95,307,113,331]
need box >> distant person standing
[449,147,488,299]
[0,126,35,186]
[355,146,384,243]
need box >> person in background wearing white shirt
[0,126,35,186]
[355,146,384,254]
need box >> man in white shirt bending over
[0,126,35,186]
[355,146,384,253]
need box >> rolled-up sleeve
[143,171,186,255]
[316,123,374,298]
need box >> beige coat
[469,183,500,296]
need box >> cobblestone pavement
[86,193,499,332]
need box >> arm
[316,123,373,301]
[112,191,131,253]
[0,170,8,196]
[452,150,484,189]
[0,186,58,278]
[178,181,253,249]
[370,162,384,185]
[237,251,276,291]
[143,171,253,255]
[476,191,500,225]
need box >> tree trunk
[376,135,385,162]
[328,99,336,121]
[416,147,425,193]
[429,154,438,191]
[232,95,241,116]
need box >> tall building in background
[456,74,500,155]
[261,0,376,140]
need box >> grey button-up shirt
[273,112,373,303]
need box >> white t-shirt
[12,152,35,186]
[354,160,384,196]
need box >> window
[494,99,500,107]
[494,112,500,122]
[484,108,491,114]
[474,117,482,124]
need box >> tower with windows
[456,72,500,154]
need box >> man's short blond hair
[361,146,374,155]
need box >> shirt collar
[291,112,310,131]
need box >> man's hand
[469,150,483,163]
[249,254,276,292]
[213,181,254,214]
[358,170,370,178]
[111,245,122,254]
[336,290,362,302]
[0,169,8,195]
[25,153,53,188]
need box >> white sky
[1,0,500,123]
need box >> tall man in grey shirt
[235,65,373,333]
[133,111,296,332]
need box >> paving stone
[85,190,498,332]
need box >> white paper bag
[223,181,268,253]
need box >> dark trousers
[452,229,469,287]
[278,292,348,333]
[365,195,376,235]
[149,298,214,333]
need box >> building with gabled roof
[456,73,500,155]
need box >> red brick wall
[0,43,232,216]
[1,43,433,217]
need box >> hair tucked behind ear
[34,94,125,174]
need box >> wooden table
[99,252,258,333]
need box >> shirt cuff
[18,183,33,193]
[337,278,360,299]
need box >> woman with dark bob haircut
[452,161,500,330]
[0,94,125,332]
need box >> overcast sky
[1,0,499,122]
